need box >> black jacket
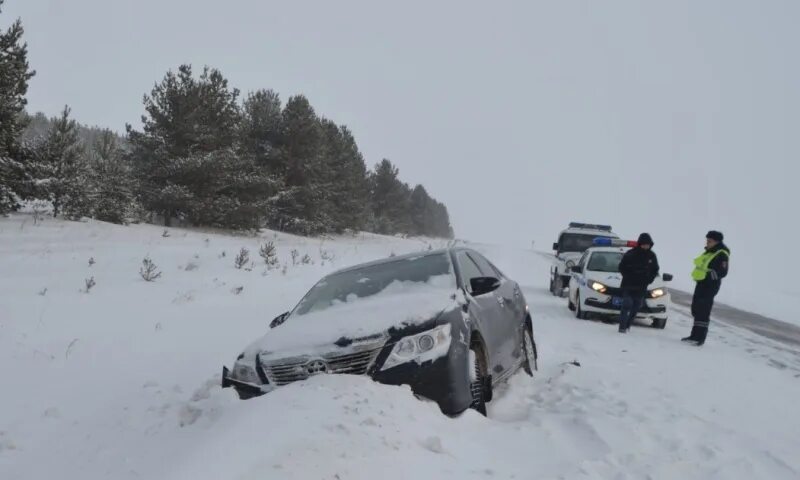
[695,243,730,296]
[619,247,660,293]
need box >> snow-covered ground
[2,215,799,479]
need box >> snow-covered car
[222,248,538,416]
[566,242,673,329]
[550,222,619,297]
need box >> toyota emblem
[305,360,328,375]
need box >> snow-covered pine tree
[90,130,136,224]
[0,0,36,213]
[35,106,89,219]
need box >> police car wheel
[575,293,588,319]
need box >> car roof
[328,248,459,276]
[561,227,620,237]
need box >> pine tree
[270,95,329,235]
[127,65,242,226]
[239,89,283,169]
[320,120,369,233]
[35,106,88,218]
[0,0,36,213]
[369,159,412,234]
[90,130,136,224]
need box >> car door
[467,251,521,373]
[455,251,507,376]
[569,251,590,305]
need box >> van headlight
[650,288,667,299]
[381,324,452,371]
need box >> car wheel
[522,326,538,376]
[468,344,489,415]
[550,275,561,296]
[575,292,588,320]
[652,318,667,329]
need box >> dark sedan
[222,247,538,415]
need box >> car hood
[243,288,460,361]
[588,273,666,290]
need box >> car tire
[575,292,588,320]
[468,343,489,415]
[550,274,561,296]
[652,318,667,329]
[522,325,538,376]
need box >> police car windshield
[560,234,613,253]
[588,252,624,273]
[292,253,455,316]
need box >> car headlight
[650,288,667,299]
[381,324,452,371]
[590,281,608,294]
[232,361,259,384]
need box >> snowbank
[2,214,799,480]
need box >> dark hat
[706,230,724,242]
[637,233,654,246]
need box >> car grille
[260,346,384,387]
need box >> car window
[456,251,484,289]
[467,252,500,278]
[559,234,615,253]
[587,252,623,273]
[578,252,589,269]
[292,253,455,316]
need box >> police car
[565,238,673,329]
[550,223,619,297]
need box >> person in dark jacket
[617,233,660,333]
[682,231,730,346]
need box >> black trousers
[690,284,718,343]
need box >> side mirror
[552,242,559,251]
[269,312,290,329]
[662,273,673,282]
[570,266,583,274]
[470,277,501,296]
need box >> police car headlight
[650,288,666,299]
[590,281,608,294]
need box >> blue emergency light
[593,238,637,247]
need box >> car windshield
[292,253,455,316]
[587,252,624,273]
[559,234,614,253]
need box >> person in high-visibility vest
[682,231,730,346]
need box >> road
[670,289,800,349]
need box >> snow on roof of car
[329,248,454,276]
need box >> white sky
[4,0,799,291]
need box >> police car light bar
[593,238,637,247]
[569,222,613,232]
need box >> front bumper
[221,340,472,415]
[582,293,669,318]
[221,366,273,397]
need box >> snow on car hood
[243,282,460,359]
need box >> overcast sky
[4,0,799,292]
